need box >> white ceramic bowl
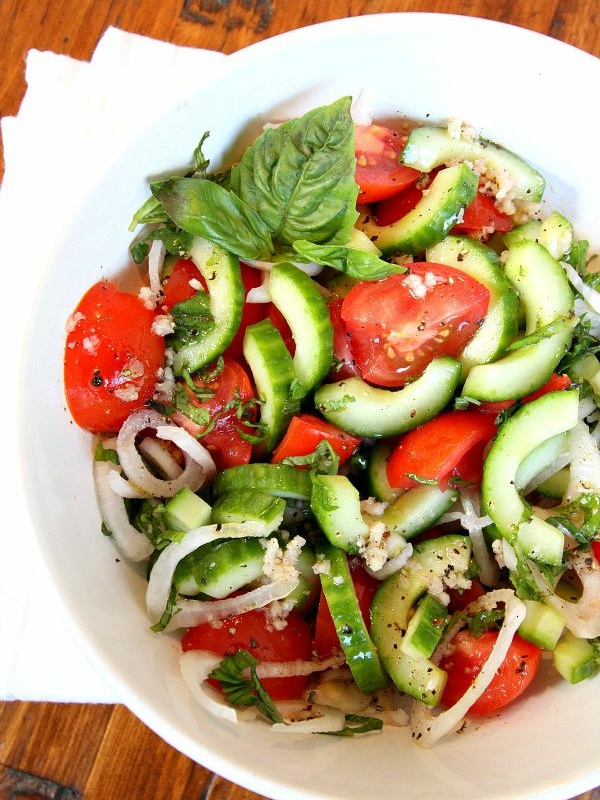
[20,13,600,800]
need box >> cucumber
[536,468,570,500]
[359,163,478,256]
[213,463,313,501]
[553,631,600,684]
[507,211,574,262]
[568,353,600,397]
[164,487,212,532]
[243,319,299,454]
[268,262,334,396]
[518,599,564,650]
[210,490,286,529]
[366,440,401,503]
[515,432,568,492]
[381,485,459,540]
[503,219,541,249]
[426,235,519,376]
[481,390,580,564]
[310,474,368,553]
[401,125,545,204]
[318,544,388,694]
[371,534,472,705]
[173,537,266,598]
[172,237,244,374]
[400,592,449,660]
[314,356,461,438]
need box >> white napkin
[0,27,226,703]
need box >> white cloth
[0,27,226,703]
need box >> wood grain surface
[1,1,599,799]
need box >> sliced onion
[410,589,526,747]
[458,490,499,587]
[148,239,166,297]
[179,650,238,724]
[530,550,600,638]
[138,436,183,481]
[564,420,600,499]
[246,270,271,304]
[242,258,323,277]
[146,521,269,624]
[350,89,374,126]
[255,654,345,680]
[116,409,214,498]
[365,543,413,579]
[93,460,154,562]
[271,705,346,734]
[562,261,600,314]
[106,469,150,499]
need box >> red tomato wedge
[354,124,421,204]
[64,281,166,433]
[170,358,256,470]
[453,193,514,236]
[271,413,361,466]
[314,559,379,658]
[341,263,490,387]
[328,298,361,380]
[182,608,313,700]
[161,257,200,309]
[386,410,498,490]
[440,630,542,715]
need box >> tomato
[386,410,498,490]
[447,578,486,613]
[328,298,360,379]
[170,358,256,470]
[64,281,166,433]
[478,373,572,417]
[268,304,295,355]
[592,541,600,563]
[161,258,200,309]
[271,413,361,466]
[373,180,425,226]
[452,193,514,236]
[182,608,314,700]
[354,124,421,204]
[313,559,379,658]
[341,263,490,387]
[440,630,542,715]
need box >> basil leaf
[210,650,284,724]
[153,177,273,260]
[292,239,398,280]
[230,96,359,247]
[169,291,214,351]
[505,317,572,351]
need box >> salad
[63,96,600,745]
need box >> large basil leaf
[230,96,359,247]
[292,239,401,281]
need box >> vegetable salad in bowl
[63,95,600,747]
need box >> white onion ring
[255,654,345,680]
[179,650,238,724]
[459,490,499,587]
[242,258,323,277]
[138,436,183,480]
[246,270,271,304]
[564,420,600,500]
[116,409,215,498]
[271,706,346,734]
[530,551,600,638]
[562,260,600,314]
[106,469,150,499]
[148,239,166,297]
[146,521,273,624]
[410,589,526,747]
[93,460,154,562]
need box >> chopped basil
[209,649,283,724]
[292,239,398,281]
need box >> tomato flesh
[341,263,490,387]
[161,258,200,310]
[354,124,421,204]
[440,630,542,715]
[386,410,497,490]
[271,413,361,467]
[453,193,514,236]
[170,358,256,470]
[182,608,314,700]
[64,281,166,433]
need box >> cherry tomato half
[354,124,421,204]
[271,413,362,467]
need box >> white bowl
[20,13,600,800]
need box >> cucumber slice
[268,262,334,396]
[400,592,449,660]
[503,219,542,249]
[310,474,368,553]
[359,163,478,256]
[536,467,570,500]
[164,487,212,532]
[173,237,244,374]
[366,440,401,503]
[518,599,565,650]
[243,318,300,454]
[314,355,461,438]
[381,485,459,540]
[401,125,545,204]
[481,389,580,564]
[539,211,574,260]
[426,235,519,376]
[213,463,313,501]
[173,537,265,598]
[553,631,600,684]
[318,544,388,694]
[371,534,472,705]
[515,432,568,492]
[210,489,286,529]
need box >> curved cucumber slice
[515,432,568,492]
[481,389,579,564]
[210,490,286,529]
[173,237,244,374]
[401,125,545,203]
[367,440,402,503]
[371,534,472,705]
[359,163,478,256]
[174,537,265,598]
[381,485,459,540]
[506,212,574,262]
[318,544,388,694]
[310,474,367,553]
[268,262,334,396]
[401,592,449,659]
[213,463,313,501]
[314,356,461,438]
[243,318,300,454]
[426,235,519,376]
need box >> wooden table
[1,1,599,798]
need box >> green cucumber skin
[173,537,265,598]
[426,235,519,375]
[381,485,459,540]
[268,262,334,396]
[314,356,461,438]
[367,440,401,503]
[243,319,299,455]
[400,592,449,660]
[553,631,600,684]
[173,238,244,374]
[359,164,478,256]
[212,463,313,501]
[310,474,367,553]
[401,126,545,203]
[319,544,388,694]
[210,490,286,529]
[164,487,212,531]
[481,389,579,563]
[518,599,565,651]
